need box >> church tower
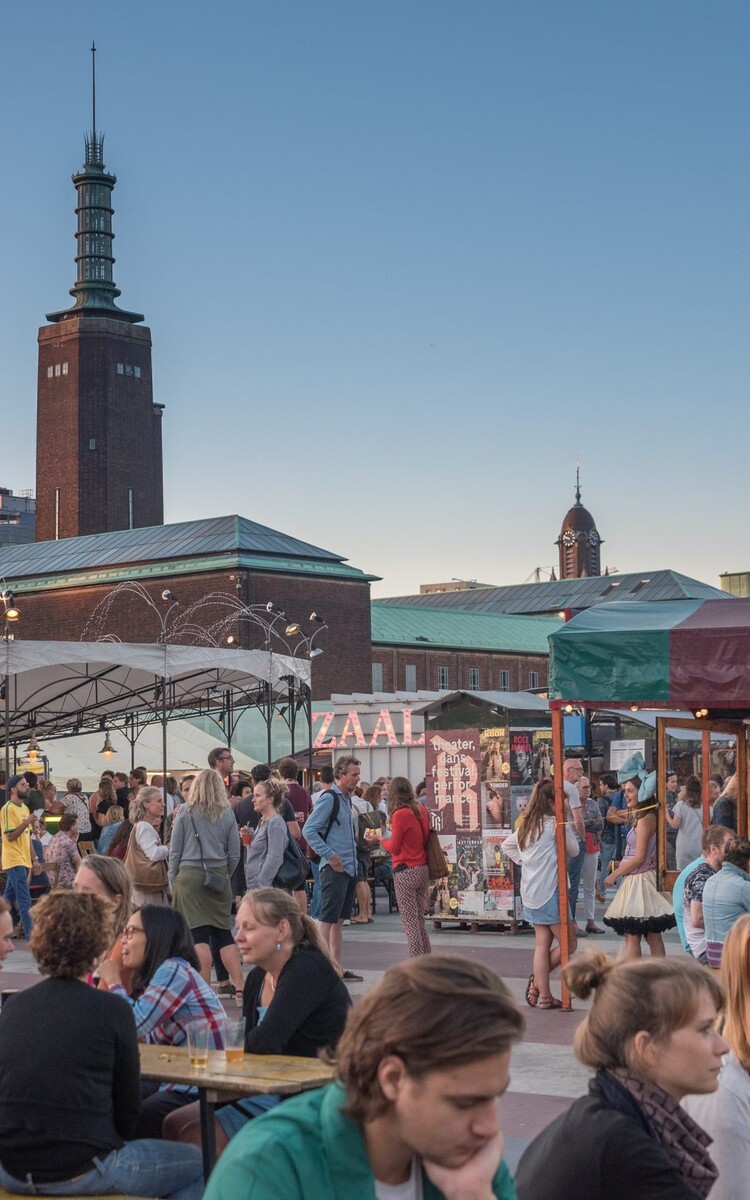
[35,46,164,542]
[555,466,603,579]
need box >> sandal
[525,973,540,1008]
[537,996,562,1009]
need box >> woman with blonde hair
[683,913,750,1197]
[503,779,579,1008]
[125,786,169,906]
[169,768,243,996]
[516,952,726,1200]
[243,776,290,891]
[98,804,125,856]
[164,887,350,1153]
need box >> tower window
[62,362,68,375]
[89,439,96,451]
[47,366,53,379]
[127,488,134,530]
[117,363,124,375]
[134,366,141,379]
[54,364,61,377]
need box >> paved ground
[3,896,684,1173]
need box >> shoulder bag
[188,812,226,894]
[273,826,311,892]
[123,825,169,892]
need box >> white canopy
[0,640,310,742]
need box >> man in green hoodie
[204,954,523,1200]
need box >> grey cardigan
[168,806,240,887]
[244,813,288,890]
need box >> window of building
[46,366,53,379]
[528,670,540,689]
[125,364,134,377]
[54,488,60,541]
[372,662,384,692]
[437,666,449,690]
[468,668,480,690]
[89,439,96,450]
[54,364,61,377]
[404,664,417,691]
[62,362,68,375]
[134,366,141,379]
[116,363,124,375]
[498,670,510,691]
[127,488,134,530]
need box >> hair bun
[563,952,613,1000]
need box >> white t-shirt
[503,816,578,909]
[375,1158,424,1200]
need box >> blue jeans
[567,841,585,920]
[0,1141,204,1200]
[4,864,33,939]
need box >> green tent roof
[371,604,562,653]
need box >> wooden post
[701,730,711,828]
[552,705,572,1010]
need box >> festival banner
[424,728,482,834]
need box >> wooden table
[139,1044,335,1180]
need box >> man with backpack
[304,755,363,982]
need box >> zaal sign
[313,708,425,750]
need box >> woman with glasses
[0,891,204,1198]
[99,905,224,1138]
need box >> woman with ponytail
[164,887,351,1153]
[516,952,726,1200]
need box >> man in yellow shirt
[2,775,40,940]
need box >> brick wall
[371,646,548,693]
[12,568,372,701]
[36,317,163,541]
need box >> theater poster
[456,833,485,916]
[483,833,515,918]
[480,727,509,783]
[510,730,535,787]
[424,728,482,834]
[532,729,553,781]
[482,780,511,831]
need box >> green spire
[47,43,143,324]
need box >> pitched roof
[371,604,561,653]
[0,514,377,590]
[376,570,727,616]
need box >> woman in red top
[375,777,432,958]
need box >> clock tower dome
[556,467,603,579]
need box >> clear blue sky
[0,2,747,596]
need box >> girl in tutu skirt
[603,767,675,958]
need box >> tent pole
[701,730,711,829]
[552,705,572,1010]
[161,677,168,794]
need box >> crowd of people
[0,749,747,1199]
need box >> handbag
[273,828,310,892]
[123,826,169,892]
[188,813,227,894]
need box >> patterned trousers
[393,864,432,957]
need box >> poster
[432,835,459,917]
[532,729,553,780]
[509,730,535,786]
[609,739,645,771]
[483,833,515,916]
[456,833,485,916]
[424,728,482,834]
[480,728,509,782]
[482,781,511,831]
[511,786,533,829]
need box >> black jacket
[515,1073,706,1200]
[242,945,351,1058]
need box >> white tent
[1,640,310,779]
[39,721,259,790]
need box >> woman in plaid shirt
[99,905,225,1137]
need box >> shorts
[356,848,371,882]
[191,924,235,949]
[319,865,357,924]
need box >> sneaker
[342,969,364,982]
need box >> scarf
[603,1069,718,1199]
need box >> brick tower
[35,46,164,542]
